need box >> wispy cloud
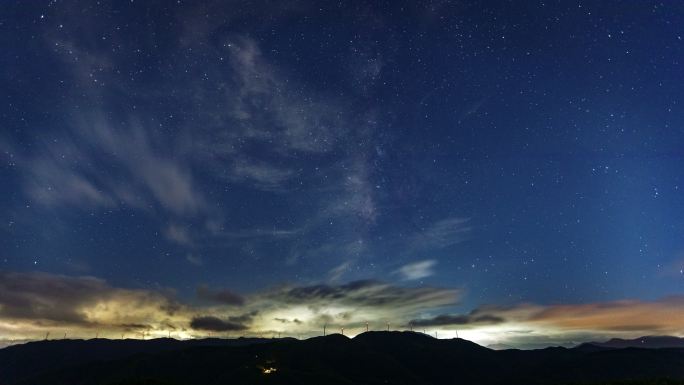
[287,238,366,267]
[230,160,295,190]
[225,36,347,154]
[185,254,204,266]
[396,260,437,280]
[13,29,380,265]
[0,8,394,276]
[164,224,193,246]
[328,260,353,282]
[220,228,304,240]
[410,217,471,251]
[19,114,206,218]
[25,159,115,209]
[263,280,460,312]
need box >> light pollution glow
[1,271,683,349]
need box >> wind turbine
[341,327,345,336]
[365,322,369,332]
[386,322,390,332]
[323,324,327,336]
[44,332,50,340]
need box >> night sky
[1,1,684,348]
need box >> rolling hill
[2,332,684,385]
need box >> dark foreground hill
[0,337,281,384]
[578,336,684,350]
[3,332,684,385]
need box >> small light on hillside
[262,367,277,374]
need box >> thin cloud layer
[3,270,683,349]
[411,299,684,348]
[410,218,471,251]
[397,260,437,280]
[7,26,381,270]
[410,311,504,327]
[0,271,460,341]
[196,285,245,306]
[0,271,183,331]
[225,36,348,155]
[413,298,684,335]
[22,115,205,217]
[265,280,460,311]
[190,315,249,332]
[528,297,684,333]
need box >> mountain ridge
[578,335,684,349]
[3,332,684,385]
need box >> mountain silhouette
[3,332,684,385]
[578,336,684,350]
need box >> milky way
[1,1,684,348]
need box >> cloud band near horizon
[1,270,683,349]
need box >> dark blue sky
[1,1,684,346]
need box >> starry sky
[1,0,684,348]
